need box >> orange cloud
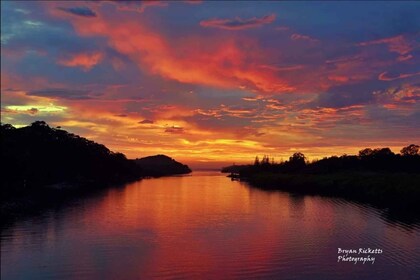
[328,75,349,83]
[67,15,293,93]
[200,14,276,30]
[57,52,103,71]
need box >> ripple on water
[1,172,420,280]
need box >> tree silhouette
[289,152,306,164]
[401,144,420,156]
[254,156,260,166]
[359,148,373,157]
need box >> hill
[135,155,191,177]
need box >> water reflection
[2,172,420,279]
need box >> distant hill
[135,155,191,177]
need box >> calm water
[2,172,420,280]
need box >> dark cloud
[315,81,389,108]
[27,88,93,100]
[58,6,97,18]
[200,14,276,30]
[100,0,167,13]
[28,108,39,115]
[165,126,184,134]
[139,119,154,124]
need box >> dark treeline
[222,146,420,212]
[1,121,191,207]
[2,121,139,198]
[222,146,420,176]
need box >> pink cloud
[358,35,414,56]
[200,14,276,30]
[397,54,413,62]
[378,71,420,81]
[57,52,103,71]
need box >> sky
[1,1,419,169]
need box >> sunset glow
[1,1,419,168]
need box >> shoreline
[238,171,420,214]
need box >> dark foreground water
[2,172,420,279]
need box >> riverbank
[241,172,420,211]
[0,178,137,224]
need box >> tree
[261,155,270,165]
[289,152,305,162]
[400,144,420,156]
[31,121,48,127]
[254,156,260,166]
[0,123,15,131]
[359,148,373,157]
[288,152,306,167]
[373,147,394,156]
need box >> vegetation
[222,146,420,211]
[1,121,191,220]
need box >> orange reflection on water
[3,172,419,279]
[79,172,294,278]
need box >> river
[1,172,419,279]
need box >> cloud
[358,35,414,56]
[315,80,388,108]
[291,33,318,43]
[165,126,184,134]
[28,108,39,115]
[27,88,92,100]
[378,71,420,81]
[200,14,276,30]
[57,52,103,71]
[397,54,413,62]
[139,119,154,124]
[58,6,97,17]
[67,15,294,93]
[106,0,167,13]
[373,84,420,104]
